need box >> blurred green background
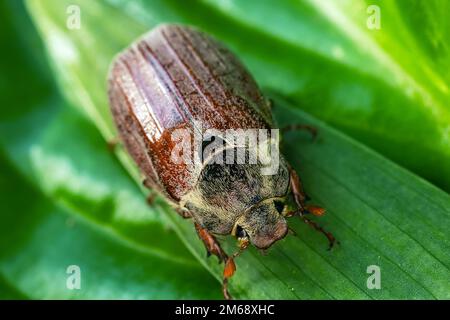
[0,0,449,299]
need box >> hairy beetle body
[108,24,334,299]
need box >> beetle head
[232,199,288,250]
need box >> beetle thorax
[180,146,290,235]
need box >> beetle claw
[107,137,120,152]
[300,215,338,250]
[289,166,337,250]
[282,124,318,141]
[222,279,232,300]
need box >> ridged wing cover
[108,24,272,201]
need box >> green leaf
[0,0,220,299]
[20,0,450,299]
[0,274,26,300]
[0,151,220,299]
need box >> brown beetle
[108,24,335,299]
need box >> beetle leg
[146,192,156,205]
[143,178,151,188]
[223,241,249,300]
[222,258,236,300]
[142,179,158,206]
[282,124,317,141]
[194,223,238,300]
[268,100,316,140]
[300,215,337,250]
[175,207,192,219]
[107,137,121,151]
[288,164,309,208]
[289,166,337,250]
[194,223,228,263]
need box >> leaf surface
[1,0,448,299]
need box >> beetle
[108,24,336,299]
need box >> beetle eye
[235,225,247,238]
[274,200,284,214]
